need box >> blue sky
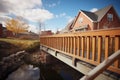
[41,0,120,33]
[0,0,120,33]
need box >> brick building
[61,5,120,33]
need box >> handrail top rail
[40,28,120,38]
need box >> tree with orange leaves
[5,18,29,36]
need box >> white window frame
[79,18,83,23]
[107,13,113,21]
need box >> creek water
[6,64,40,80]
[6,52,83,80]
[6,62,83,80]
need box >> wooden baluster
[98,36,102,63]
[71,37,73,54]
[46,37,48,46]
[87,36,90,59]
[105,36,109,59]
[92,36,96,61]
[60,37,62,50]
[56,37,58,49]
[64,37,66,52]
[68,37,70,53]
[74,37,76,55]
[50,38,51,47]
[53,38,54,47]
[65,37,68,52]
[58,37,59,50]
[77,37,80,56]
[58,37,60,49]
[62,37,65,51]
[81,36,84,57]
[49,37,50,46]
[51,37,53,47]
[114,36,119,68]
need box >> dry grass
[0,38,40,50]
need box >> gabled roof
[94,5,112,21]
[81,10,97,21]
[60,18,75,33]
[80,5,113,22]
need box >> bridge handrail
[40,29,120,74]
[80,50,120,80]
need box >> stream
[5,51,83,80]
[6,64,40,80]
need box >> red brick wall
[73,12,94,30]
[6,30,13,37]
[99,7,120,29]
[40,30,53,36]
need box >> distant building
[61,5,120,33]
[40,30,53,36]
[0,23,13,38]
[18,31,39,39]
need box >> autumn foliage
[5,18,29,36]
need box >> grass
[0,38,40,52]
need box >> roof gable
[81,10,97,21]
[94,5,112,21]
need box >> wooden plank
[98,36,102,63]
[79,37,81,56]
[40,29,120,38]
[57,37,59,49]
[60,37,63,50]
[87,37,90,59]
[60,37,61,50]
[71,37,73,54]
[105,37,109,59]
[114,37,119,68]
[81,37,84,57]
[77,37,80,56]
[68,37,70,53]
[74,37,76,55]
[65,37,67,52]
[92,37,96,61]
[62,37,65,51]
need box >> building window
[107,13,113,21]
[79,18,83,23]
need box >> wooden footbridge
[40,29,120,80]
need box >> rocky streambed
[0,51,27,80]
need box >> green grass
[0,38,40,52]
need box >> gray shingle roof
[81,5,113,22]
[81,10,98,21]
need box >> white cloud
[90,8,98,12]
[28,24,39,34]
[0,16,12,26]
[48,3,56,8]
[47,1,60,8]
[0,0,54,33]
[0,0,53,23]
[0,0,42,15]
[16,9,54,22]
[55,13,66,18]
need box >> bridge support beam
[72,57,77,66]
